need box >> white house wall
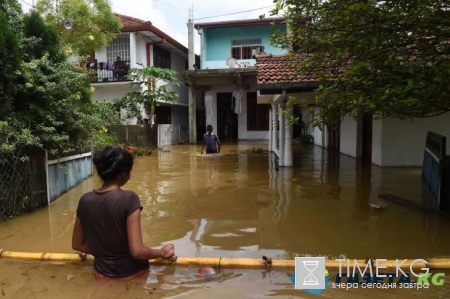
[91,84,138,102]
[377,113,450,166]
[340,115,358,158]
[207,84,270,140]
[171,53,188,105]
[135,34,147,67]
[312,108,328,147]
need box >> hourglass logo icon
[295,257,325,289]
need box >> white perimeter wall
[312,108,328,147]
[373,113,450,166]
[340,115,358,158]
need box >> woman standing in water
[72,146,174,279]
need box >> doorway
[217,93,238,141]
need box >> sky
[20,0,279,54]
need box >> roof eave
[257,81,320,94]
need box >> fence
[108,124,187,147]
[0,149,47,221]
[46,152,93,203]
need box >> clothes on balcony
[107,60,115,70]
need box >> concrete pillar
[187,19,195,71]
[284,102,293,167]
[278,103,285,167]
[187,18,196,143]
[268,107,272,152]
[188,85,197,143]
[130,33,137,68]
[271,103,279,152]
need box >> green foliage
[22,11,64,62]
[269,0,450,124]
[0,7,108,157]
[36,0,121,56]
[301,135,314,145]
[0,6,21,116]
[116,66,181,124]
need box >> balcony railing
[87,59,131,83]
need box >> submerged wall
[373,113,450,166]
[47,153,92,202]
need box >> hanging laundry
[232,87,244,114]
[204,91,216,125]
[107,60,115,70]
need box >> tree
[269,0,450,125]
[36,0,120,56]
[0,5,106,156]
[117,67,181,125]
[0,0,22,117]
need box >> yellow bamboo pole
[1,250,450,270]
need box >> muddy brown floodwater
[1,142,450,298]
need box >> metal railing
[87,59,132,83]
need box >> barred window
[231,38,262,46]
[230,38,262,60]
[247,92,270,131]
[106,36,130,62]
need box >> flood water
[1,142,450,298]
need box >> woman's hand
[161,243,175,258]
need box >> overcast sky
[21,0,278,54]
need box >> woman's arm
[127,209,174,260]
[72,216,92,254]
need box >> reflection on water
[1,142,450,298]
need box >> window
[230,38,262,60]
[106,36,130,62]
[153,45,171,69]
[247,92,270,131]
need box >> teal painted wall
[203,23,286,61]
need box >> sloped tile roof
[256,54,318,85]
[115,13,149,31]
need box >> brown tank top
[76,188,149,277]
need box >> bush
[301,135,314,145]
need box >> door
[217,93,238,140]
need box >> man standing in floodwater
[201,125,220,154]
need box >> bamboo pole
[1,250,450,270]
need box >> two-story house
[88,13,189,126]
[185,18,287,142]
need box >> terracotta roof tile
[256,54,317,85]
[114,13,149,31]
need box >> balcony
[202,59,256,70]
[87,59,132,84]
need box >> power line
[193,5,273,21]
[153,0,188,10]
[18,0,36,9]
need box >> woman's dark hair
[206,125,213,131]
[93,147,134,181]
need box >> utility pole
[187,5,197,144]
